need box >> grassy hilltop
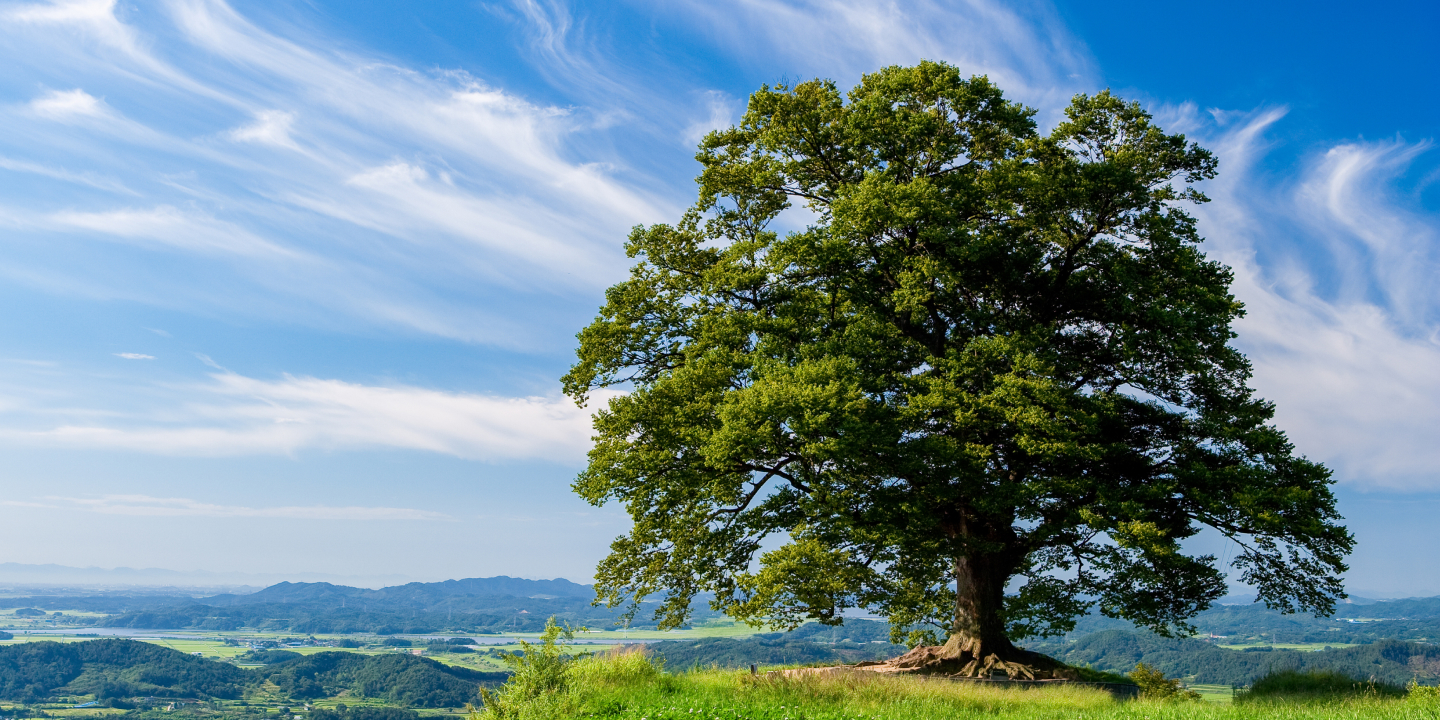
[473,643,1439,720]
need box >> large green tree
[563,61,1351,676]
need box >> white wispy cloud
[41,494,449,520]
[0,0,668,345]
[0,499,56,508]
[659,0,1096,111]
[27,88,107,120]
[6,0,117,23]
[0,370,615,461]
[114,353,154,360]
[48,206,302,259]
[0,156,136,194]
[1182,110,1440,491]
[227,109,298,148]
[2,0,1436,497]
[1294,139,1439,329]
[681,90,736,147]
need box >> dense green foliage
[564,59,1351,654]
[1239,669,1404,701]
[0,632,11,641]
[0,640,249,702]
[262,651,495,707]
[236,650,302,664]
[0,639,504,708]
[479,617,590,718]
[1130,662,1200,701]
[427,643,473,654]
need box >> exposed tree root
[852,636,1081,680]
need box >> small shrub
[1240,669,1404,701]
[1129,662,1200,701]
[1407,679,1439,701]
[475,616,591,719]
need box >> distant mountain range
[200,576,595,606]
[0,575,677,634]
[5,571,1438,643]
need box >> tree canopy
[563,61,1351,676]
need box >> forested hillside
[0,639,249,702]
[0,640,501,708]
[1024,630,1440,686]
[260,652,500,707]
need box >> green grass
[1187,684,1236,703]
[1238,670,1406,702]
[473,646,1440,720]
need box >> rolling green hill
[261,651,501,707]
[0,639,249,702]
[0,639,506,708]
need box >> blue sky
[0,0,1437,598]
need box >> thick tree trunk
[941,553,1016,661]
[877,552,1076,679]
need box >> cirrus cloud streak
[0,371,613,462]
